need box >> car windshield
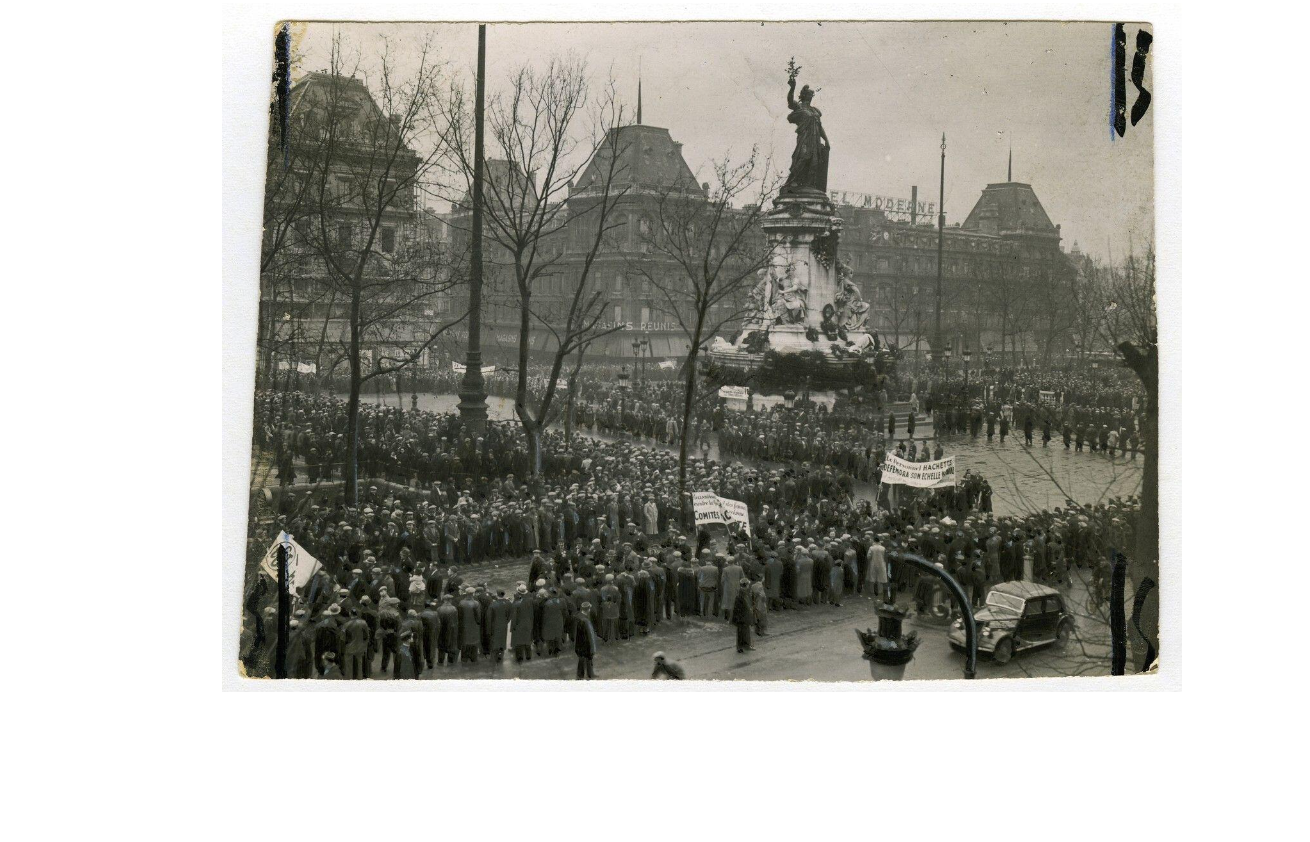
[985,592,1025,614]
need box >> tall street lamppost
[944,341,953,390]
[963,344,972,396]
[934,132,946,369]
[858,550,977,680]
[457,24,489,434]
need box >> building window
[337,224,352,249]
[380,227,396,253]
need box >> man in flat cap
[574,601,599,680]
[510,584,535,663]
[456,587,483,664]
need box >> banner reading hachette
[880,454,958,488]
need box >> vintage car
[948,581,1075,665]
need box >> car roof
[993,581,1060,600]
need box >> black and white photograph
[235,18,1163,683]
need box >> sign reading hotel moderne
[828,190,935,219]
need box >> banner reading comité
[880,454,958,489]
[692,492,752,535]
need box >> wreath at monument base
[739,329,771,355]
[704,349,888,395]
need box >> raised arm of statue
[787,76,797,110]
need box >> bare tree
[441,57,631,474]
[875,276,928,355]
[634,151,779,503]
[985,257,1038,365]
[287,36,466,504]
[1096,245,1159,670]
[1032,266,1079,364]
[1068,257,1109,363]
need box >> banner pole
[275,540,290,679]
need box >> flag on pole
[258,531,323,592]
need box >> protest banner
[1039,390,1059,406]
[275,361,317,374]
[719,496,752,536]
[657,359,676,370]
[452,361,497,376]
[693,492,726,526]
[692,492,751,535]
[718,385,749,401]
[258,531,323,591]
[879,453,958,489]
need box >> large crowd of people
[912,366,1148,457]
[243,356,1148,680]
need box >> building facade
[444,117,1075,369]
[258,72,452,385]
[832,178,1075,366]
[446,121,758,367]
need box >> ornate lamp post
[457,24,490,433]
[858,551,977,680]
[963,344,972,395]
[934,133,946,365]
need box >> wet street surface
[313,391,1127,681]
[341,547,1111,683]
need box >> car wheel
[992,637,1013,665]
[1055,621,1073,650]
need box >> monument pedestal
[709,194,878,371]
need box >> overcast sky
[290,20,1154,262]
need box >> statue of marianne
[782,59,831,196]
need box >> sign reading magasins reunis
[595,321,682,333]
